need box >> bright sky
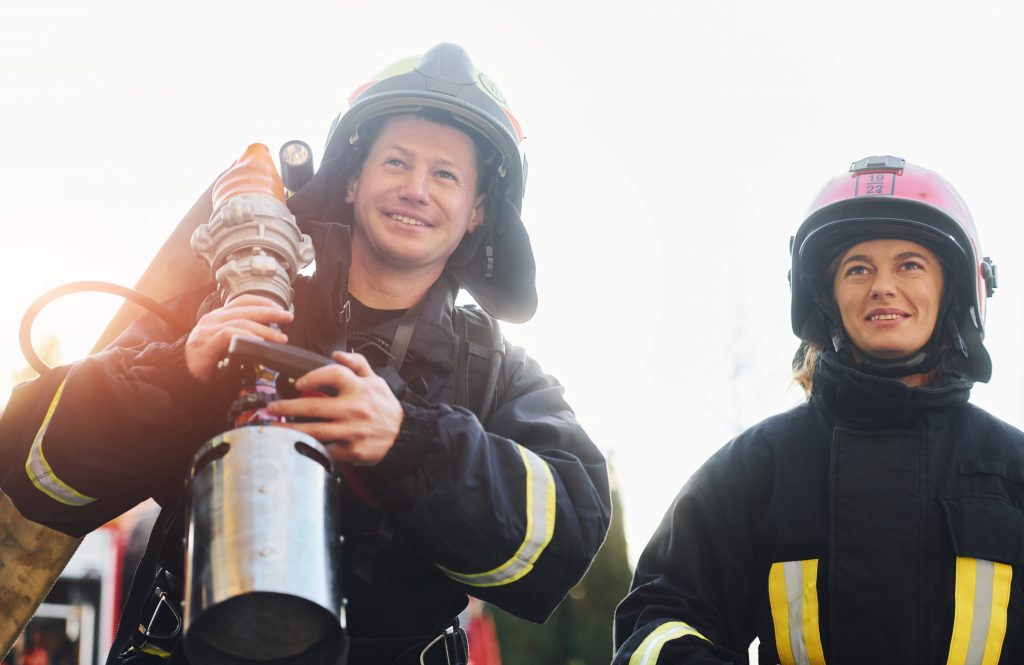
[3,0,1023,575]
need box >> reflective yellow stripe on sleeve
[24,379,96,507]
[438,444,555,587]
[768,560,827,665]
[628,621,709,665]
[946,557,1012,665]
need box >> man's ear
[467,193,486,233]
[344,175,359,204]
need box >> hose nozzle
[191,144,314,308]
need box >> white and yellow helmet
[308,43,536,323]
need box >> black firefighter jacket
[0,221,611,663]
[614,352,1024,665]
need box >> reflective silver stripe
[946,557,1012,665]
[964,559,994,665]
[629,621,708,665]
[438,444,555,587]
[25,379,96,507]
[768,560,826,665]
[783,561,811,665]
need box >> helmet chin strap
[831,328,941,379]
[822,287,967,380]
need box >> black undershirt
[348,296,406,332]
[346,297,408,362]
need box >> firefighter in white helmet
[1,44,610,665]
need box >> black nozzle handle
[228,336,336,384]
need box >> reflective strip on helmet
[347,56,420,104]
[500,107,525,142]
[945,557,1012,665]
[768,560,826,665]
[628,621,709,665]
[438,444,555,587]
[24,379,96,507]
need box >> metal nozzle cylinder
[184,427,347,665]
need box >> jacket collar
[811,351,972,429]
[296,220,462,405]
[348,273,461,405]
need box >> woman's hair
[792,340,825,398]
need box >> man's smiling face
[346,114,486,279]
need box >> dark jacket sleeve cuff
[363,402,442,483]
[139,336,224,409]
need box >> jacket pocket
[940,495,1020,665]
[941,494,1024,565]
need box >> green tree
[491,469,632,665]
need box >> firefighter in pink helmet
[615,156,1022,664]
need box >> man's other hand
[266,351,404,466]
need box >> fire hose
[4,142,349,664]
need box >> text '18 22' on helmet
[789,155,999,382]
[296,42,535,323]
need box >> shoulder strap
[452,305,505,424]
[108,492,188,664]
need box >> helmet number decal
[854,172,896,196]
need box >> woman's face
[832,238,944,361]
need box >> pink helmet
[790,156,998,381]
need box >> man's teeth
[392,214,425,226]
[870,313,905,321]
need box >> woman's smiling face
[832,238,944,361]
